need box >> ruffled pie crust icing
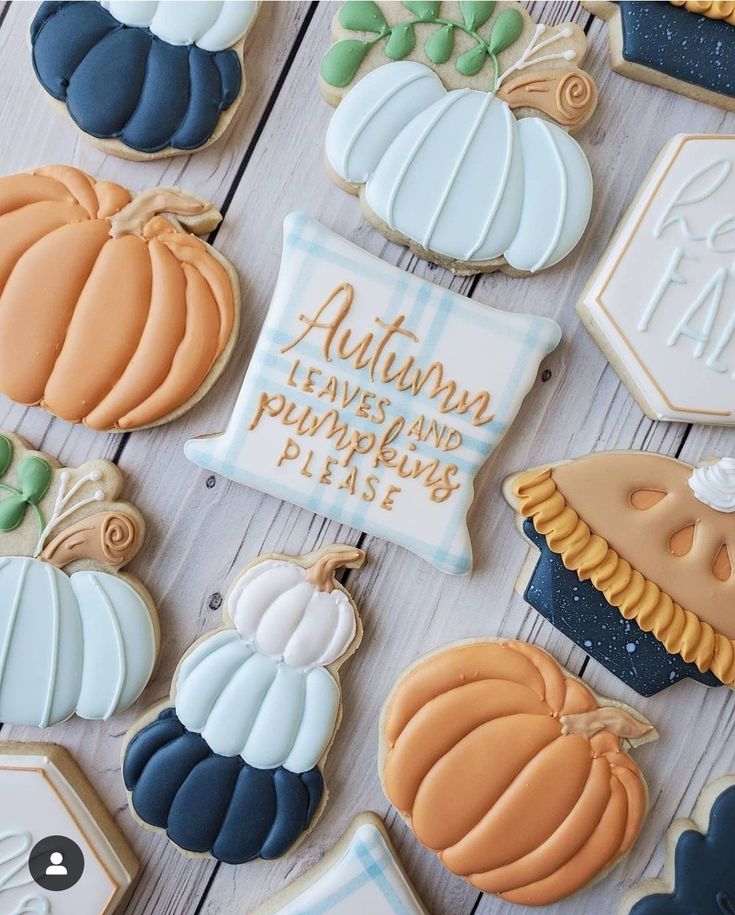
[379,640,655,907]
[670,0,735,24]
[0,165,239,432]
[514,453,735,686]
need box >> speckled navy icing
[618,2,735,99]
[629,784,735,915]
[123,708,324,864]
[522,520,721,697]
[30,1,242,153]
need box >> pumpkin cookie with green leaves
[0,431,158,728]
[321,1,597,275]
[0,165,240,431]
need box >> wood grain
[1,2,734,914]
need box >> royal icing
[123,545,364,863]
[510,451,735,694]
[623,777,735,915]
[31,2,258,155]
[381,640,654,907]
[0,432,157,727]
[671,0,735,23]
[185,213,560,575]
[323,4,595,273]
[579,135,735,424]
[0,166,238,431]
[689,458,735,512]
[251,813,428,915]
[0,743,138,915]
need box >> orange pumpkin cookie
[379,639,656,907]
[0,165,240,432]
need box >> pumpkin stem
[107,189,222,239]
[40,510,142,570]
[305,544,366,591]
[496,67,597,129]
[560,707,656,744]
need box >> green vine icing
[0,436,51,533]
[320,0,525,89]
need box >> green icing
[0,448,51,534]
[320,0,525,90]
[0,436,12,478]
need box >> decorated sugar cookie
[504,452,735,697]
[621,776,735,915]
[185,212,560,575]
[123,544,364,864]
[584,2,735,112]
[0,165,239,432]
[0,742,139,915]
[379,640,656,907]
[31,1,260,159]
[0,432,157,726]
[578,135,735,425]
[252,812,429,914]
[321,1,596,275]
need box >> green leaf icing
[0,495,28,532]
[401,0,441,19]
[320,39,372,87]
[425,23,454,64]
[487,7,523,55]
[456,43,487,76]
[18,457,52,506]
[0,436,12,479]
[339,1,387,33]
[460,0,495,31]
[385,22,416,59]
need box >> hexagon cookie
[0,742,138,914]
[578,134,735,425]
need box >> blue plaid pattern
[186,213,560,575]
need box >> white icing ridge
[0,831,50,915]
[175,631,340,772]
[0,558,155,727]
[101,0,259,51]
[689,457,735,512]
[327,60,592,271]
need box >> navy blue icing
[618,2,735,99]
[122,709,324,865]
[30,1,243,154]
[630,785,735,915]
[522,519,721,697]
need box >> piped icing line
[515,467,735,685]
[496,24,576,89]
[689,458,735,512]
[670,0,735,24]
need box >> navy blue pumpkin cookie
[504,452,735,697]
[30,1,260,159]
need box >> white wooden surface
[1,2,734,914]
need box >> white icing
[175,633,340,772]
[689,458,735,512]
[0,558,154,727]
[329,61,592,270]
[0,832,50,915]
[229,559,357,669]
[579,135,735,424]
[101,0,259,51]
[260,819,427,915]
[496,24,577,87]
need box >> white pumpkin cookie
[321,1,597,275]
[0,432,158,727]
[122,544,365,864]
[0,741,139,915]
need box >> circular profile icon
[29,836,84,892]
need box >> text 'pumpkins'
[380,640,656,906]
[0,165,240,431]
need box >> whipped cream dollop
[689,457,735,512]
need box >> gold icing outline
[515,467,735,686]
[671,0,735,25]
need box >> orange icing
[671,0,735,24]
[382,641,652,906]
[0,167,237,431]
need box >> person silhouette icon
[45,851,67,876]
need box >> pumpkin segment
[124,544,366,864]
[380,640,655,906]
[0,167,239,431]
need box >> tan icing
[671,0,735,23]
[497,68,597,127]
[40,511,142,569]
[0,167,236,431]
[382,641,651,905]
